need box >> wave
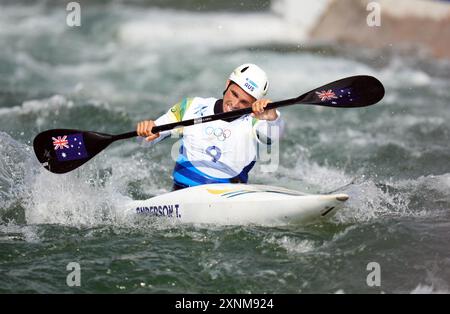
[254,149,449,224]
[1,126,447,228]
[0,94,134,141]
[118,0,331,51]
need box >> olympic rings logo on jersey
[204,126,231,141]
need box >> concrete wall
[309,0,450,59]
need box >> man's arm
[250,99,278,121]
[250,99,284,144]
[136,98,192,144]
[137,120,160,142]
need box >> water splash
[264,235,317,254]
[0,132,35,221]
[0,129,160,228]
[260,151,447,224]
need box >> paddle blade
[297,75,385,108]
[33,129,114,174]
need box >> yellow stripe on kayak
[206,188,235,195]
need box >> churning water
[1,1,449,293]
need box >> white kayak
[125,184,348,226]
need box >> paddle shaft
[110,74,385,142]
[113,97,298,141]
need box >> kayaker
[137,63,284,190]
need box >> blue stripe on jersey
[174,162,231,185]
[173,145,257,187]
[173,171,202,187]
[236,160,256,183]
[178,142,238,176]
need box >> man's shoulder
[173,96,217,107]
[183,97,217,111]
[189,96,218,104]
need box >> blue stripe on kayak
[225,191,259,198]
[257,190,302,196]
[221,190,246,196]
[223,190,302,198]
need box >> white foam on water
[0,132,34,212]
[363,113,447,134]
[0,2,447,231]
[335,173,450,223]
[330,224,360,242]
[0,4,63,37]
[410,284,449,294]
[395,173,450,200]
[0,95,130,138]
[1,126,445,231]
[271,0,331,29]
[380,59,432,88]
[266,150,445,224]
[24,169,117,226]
[22,152,168,228]
[0,125,177,230]
[0,222,40,243]
[118,10,308,52]
[0,0,331,52]
[263,235,317,254]
[336,179,410,223]
[1,0,446,113]
[410,284,434,294]
[115,0,331,55]
[0,94,71,116]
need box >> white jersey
[145,97,283,187]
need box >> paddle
[33,75,384,173]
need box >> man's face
[222,81,256,113]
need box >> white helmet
[228,63,269,99]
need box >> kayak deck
[125,184,349,226]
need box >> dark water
[1,1,449,293]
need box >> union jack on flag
[52,136,69,150]
[53,133,88,161]
[315,90,338,102]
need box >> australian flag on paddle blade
[315,87,355,105]
[52,133,88,162]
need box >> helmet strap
[222,81,233,96]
